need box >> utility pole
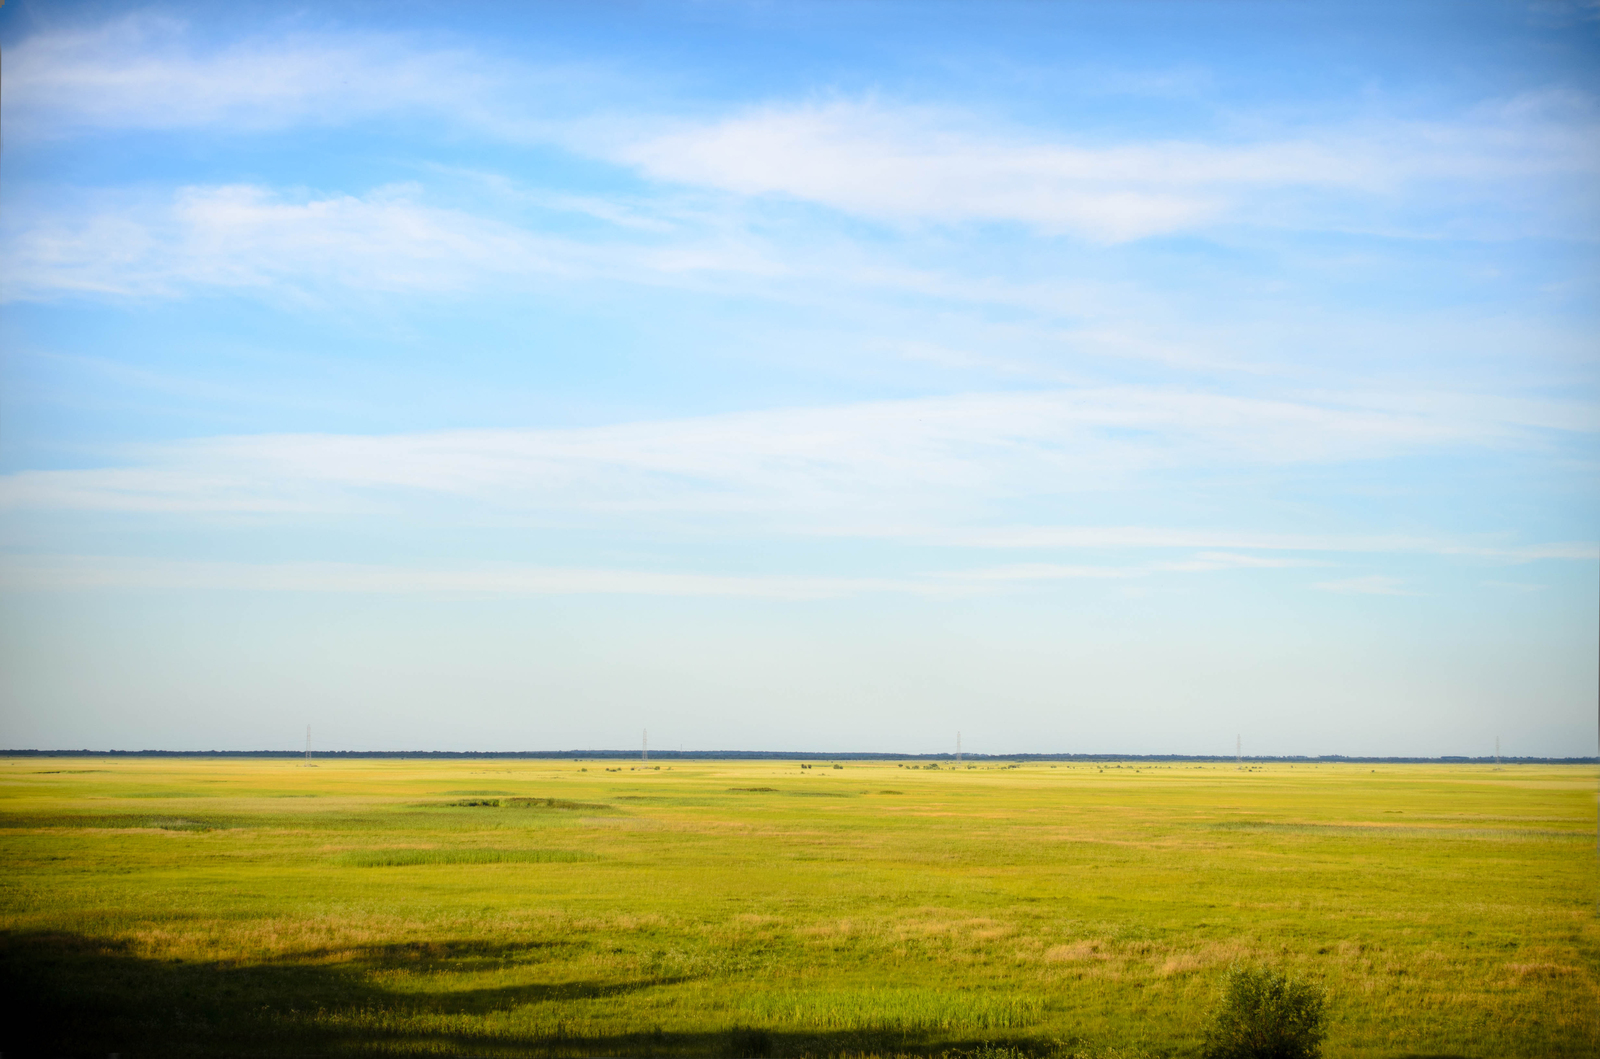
[1236,734,1241,769]
[957,732,962,765]
[305,725,311,763]
[1495,736,1501,767]
[642,729,648,762]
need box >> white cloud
[0,15,557,138]
[0,390,1592,570]
[1297,389,1600,436]
[0,184,785,303]
[4,185,504,299]
[610,103,1239,241]
[604,97,1600,240]
[7,20,1595,243]
[0,388,1507,519]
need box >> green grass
[0,757,1595,1058]
[738,989,1044,1031]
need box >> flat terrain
[1,757,1595,1058]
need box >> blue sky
[1,1,1596,755]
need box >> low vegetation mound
[0,812,231,831]
[1202,966,1327,1059]
[335,848,599,867]
[440,797,612,811]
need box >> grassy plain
[1,756,1595,1058]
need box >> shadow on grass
[0,931,1055,1059]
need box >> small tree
[1202,966,1327,1059]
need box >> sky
[0,1,1596,757]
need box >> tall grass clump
[1202,966,1327,1059]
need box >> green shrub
[1202,966,1327,1059]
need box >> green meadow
[1,756,1595,1058]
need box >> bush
[1202,966,1327,1059]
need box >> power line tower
[1236,734,1241,769]
[642,729,648,762]
[1495,736,1501,766]
[957,731,962,765]
[305,725,311,763]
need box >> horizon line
[3,749,1594,764]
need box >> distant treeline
[2,749,1594,764]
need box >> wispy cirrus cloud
[8,18,1596,243]
[606,96,1600,240]
[0,14,571,138]
[0,390,1500,515]
[5,185,528,300]
[9,178,1596,408]
[0,391,1591,557]
[0,183,790,303]
[610,103,1222,242]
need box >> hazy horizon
[3,748,1594,761]
[2,1,1597,758]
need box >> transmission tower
[642,729,648,762]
